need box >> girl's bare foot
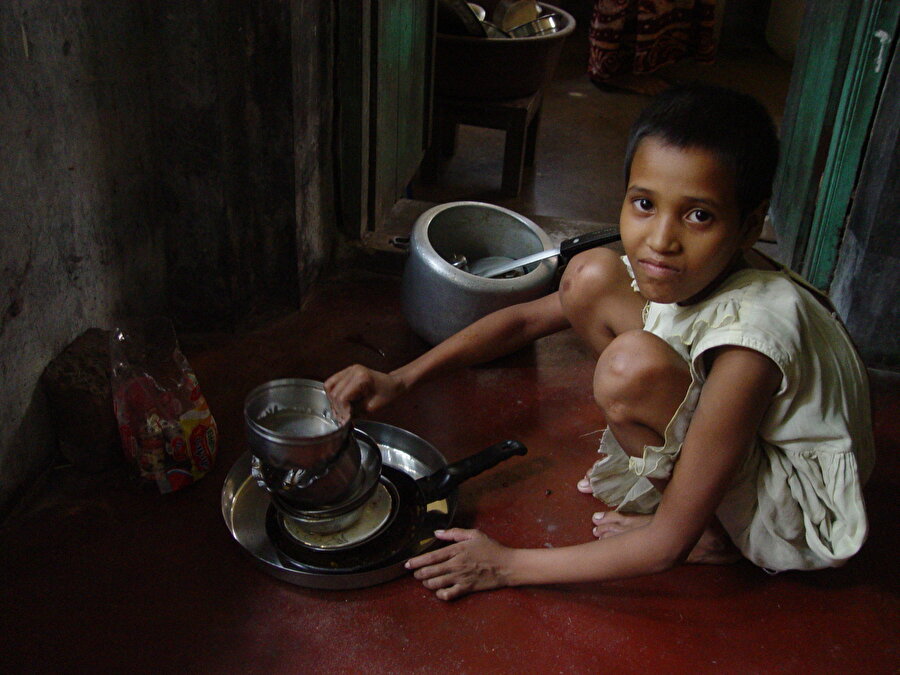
[577,476,593,494]
[591,511,742,565]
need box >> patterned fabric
[588,0,718,81]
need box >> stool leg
[524,107,541,166]
[441,118,458,157]
[421,139,439,183]
[501,112,528,197]
[421,107,443,183]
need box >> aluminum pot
[244,378,364,507]
[402,201,557,345]
[435,3,574,100]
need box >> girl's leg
[575,328,687,493]
[558,248,646,356]
[557,249,647,492]
[592,329,691,484]
[587,330,740,564]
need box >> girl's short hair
[624,83,780,216]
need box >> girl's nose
[647,216,680,253]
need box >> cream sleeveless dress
[586,258,875,571]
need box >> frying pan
[222,421,526,589]
[266,439,526,573]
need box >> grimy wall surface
[0,0,334,516]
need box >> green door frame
[772,0,899,289]
[335,1,434,240]
[805,0,899,287]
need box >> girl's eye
[633,198,653,212]
[686,209,712,224]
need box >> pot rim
[437,3,575,43]
[244,377,351,445]
[411,200,556,288]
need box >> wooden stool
[422,90,543,197]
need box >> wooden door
[336,1,434,239]
[771,0,899,288]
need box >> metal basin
[401,201,556,345]
[244,378,368,508]
[434,3,575,100]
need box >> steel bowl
[509,13,559,38]
[244,378,366,507]
[492,0,540,32]
[467,2,486,22]
[401,201,556,345]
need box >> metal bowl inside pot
[401,201,556,345]
[508,13,559,37]
[244,378,352,467]
[245,378,366,501]
[435,3,575,99]
[492,0,540,33]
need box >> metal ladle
[449,254,526,278]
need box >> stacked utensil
[438,0,561,39]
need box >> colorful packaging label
[112,364,218,493]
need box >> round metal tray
[221,421,457,590]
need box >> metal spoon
[473,227,621,278]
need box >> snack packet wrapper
[110,317,218,493]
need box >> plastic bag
[110,317,218,493]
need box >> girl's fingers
[416,565,473,601]
[435,584,467,601]
[420,571,458,591]
[330,371,371,409]
[434,528,478,542]
[405,529,482,570]
[405,543,457,571]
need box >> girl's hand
[324,365,406,414]
[405,529,513,601]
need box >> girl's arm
[406,345,782,599]
[326,291,571,412]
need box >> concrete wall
[1,1,168,513]
[0,0,334,516]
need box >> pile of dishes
[434,1,575,100]
[438,0,562,39]
[223,378,527,589]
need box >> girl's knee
[593,330,686,417]
[558,248,624,317]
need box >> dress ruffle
[587,429,662,514]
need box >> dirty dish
[492,0,540,33]
[508,13,559,38]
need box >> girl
[325,84,874,600]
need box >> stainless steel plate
[221,421,456,590]
[280,482,395,551]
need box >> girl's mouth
[638,258,680,279]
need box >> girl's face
[620,137,759,305]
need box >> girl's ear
[740,200,769,249]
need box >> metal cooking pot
[244,378,372,508]
[402,201,557,345]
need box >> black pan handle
[416,440,527,501]
[557,227,621,263]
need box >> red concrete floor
[1,270,898,674]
